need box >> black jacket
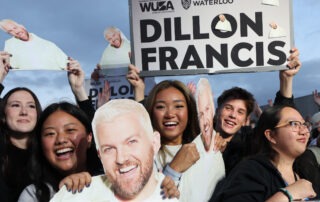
[212,154,286,202]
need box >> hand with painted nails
[279,48,301,98]
[281,48,301,78]
[160,176,180,199]
[59,172,92,194]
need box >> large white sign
[130,0,293,76]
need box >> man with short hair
[214,49,301,175]
[0,19,67,70]
[51,99,178,202]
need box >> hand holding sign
[67,57,87,101]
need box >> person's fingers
[126,71,139,81]
[77,176,86,193]
[287,58,300,69]
[83,172,92,188]
[220,140,228,152]
[161,176,179,199]
[128,64,140,73]
[213,133,220,151]
[288,48,299,59]
[161,176,171,188]
[194,148,200,160]
[165,187,179,199]
[59,177,72,191]
[70,177,79,193]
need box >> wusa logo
[139,1,174,12]
[181,0,192,9]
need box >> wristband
[163,164,182,186]
[279,188,293,202]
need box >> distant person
[0,19,68,70]
[99,26,131,68]
[309,111,320,146]
[51,99,178,201]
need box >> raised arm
[126,64,145,102]
[67,58,87,101]
[279,48,301,97]
[67,58,95,120]
[274,48,301,106]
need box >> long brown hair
[145,80,199,144]
[0,87,41,200]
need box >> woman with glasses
[213,105,316,202]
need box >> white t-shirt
[50,172,178,202]
[155,135,226,202]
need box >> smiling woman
[144,79,225,202]
[213,105,316,202]
[0,87,42,202]
[18,102,102,202]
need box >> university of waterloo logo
[181,0,191,9]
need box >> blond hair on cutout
[92,99,154,150]
[103,26,120,39]
[0,19,23,32]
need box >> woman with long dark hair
[18,102,102,201]
[0,87,42,202]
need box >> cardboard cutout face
[196,78,215,151]
[99,26,131,70]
